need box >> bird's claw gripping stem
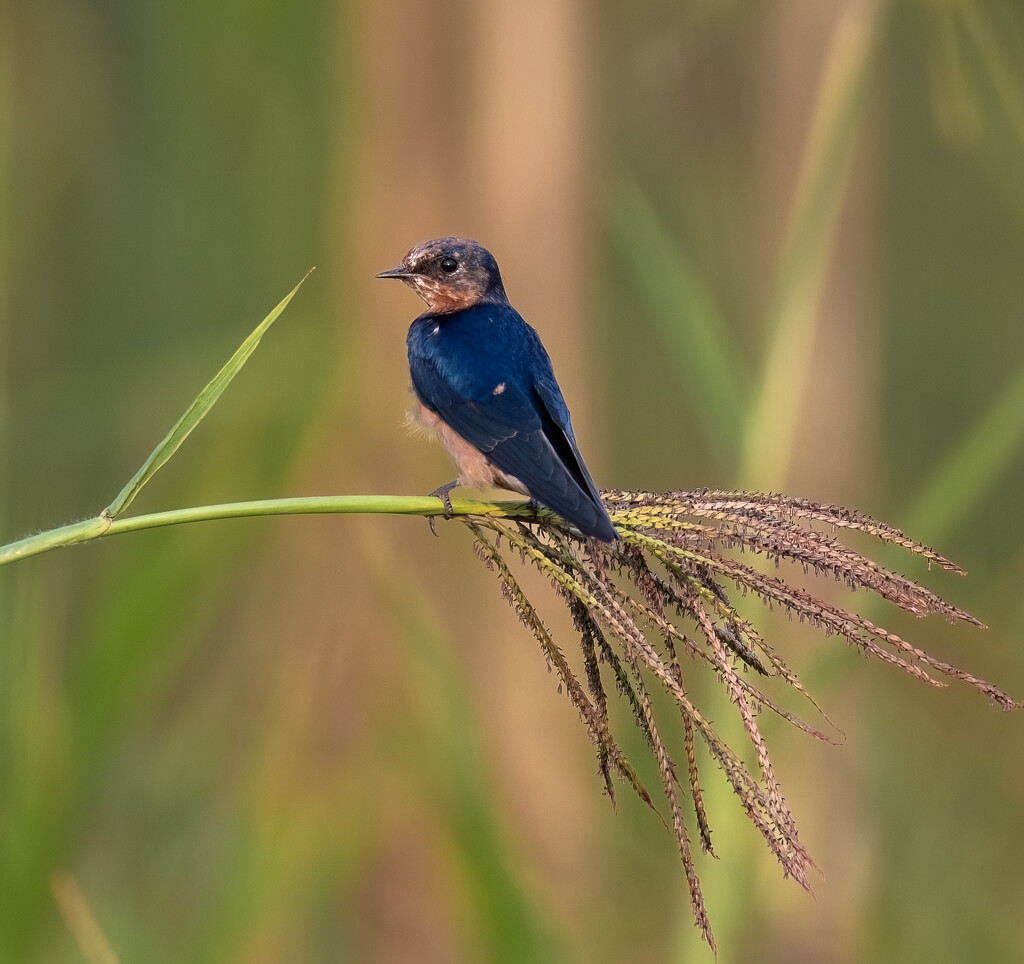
[427,480,459,536]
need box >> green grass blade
[103,269,313,519]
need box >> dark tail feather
[534,479,617,542]
[573,499,618,541]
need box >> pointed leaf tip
[104,271,313,518]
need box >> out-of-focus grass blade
[952,4,1024,228]
[51,872,121,964]
[958,4,1024,157]
[902,5,1024,542]
[904,361,1024,543]
[605,178,746,456]
[740,9,878,488]
[104,270,313,519]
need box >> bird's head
[377,237,507,313]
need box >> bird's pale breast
[414,401,529,495]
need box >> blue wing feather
[408,304,616,540]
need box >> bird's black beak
[376,266,412,280]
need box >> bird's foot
[430,480,458,517]
[426,479,459,536]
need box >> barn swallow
[378,237,617,541]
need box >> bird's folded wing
[411,357,613,538]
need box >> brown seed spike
[456,489,1017,949]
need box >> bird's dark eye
[439,256,458,274]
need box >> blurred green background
[2,1,1023,961]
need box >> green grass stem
[0,496,527,568]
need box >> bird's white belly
[414,401,529,495]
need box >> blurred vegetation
[2,2,1023,962]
